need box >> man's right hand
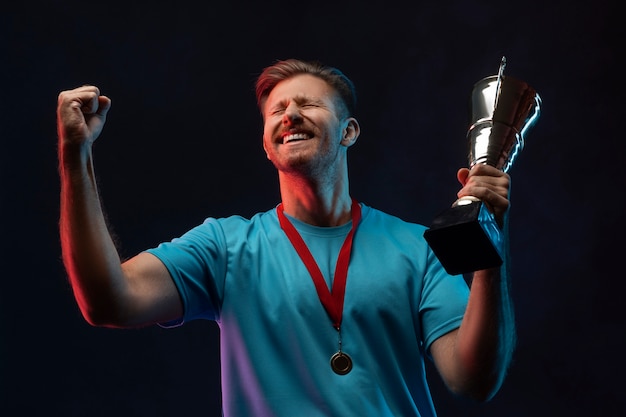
[57,85,111,148]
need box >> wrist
[59,140,93,167]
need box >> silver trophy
[423,57,541,275]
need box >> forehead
[266,74,337,105]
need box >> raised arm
[429,164,516,401]
[57,86,182,328]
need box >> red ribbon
[277,199,361,330]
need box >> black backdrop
[1,1,624,416]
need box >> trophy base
[423,200,503,275]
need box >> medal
[330,325,352,375]
[330,352,353,375]
[277,199,361,376]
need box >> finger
[468,164,502,177]
[459,179,509,202]
[458,174,510,203]
[466,165,509,190]
[78,90,103,114]
[58,86,101,113]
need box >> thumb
[95,95,112,118]
[456,167,470,186]
[86,96,112,139]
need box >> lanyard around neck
[277,199,361,330]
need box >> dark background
[1,1,624,416]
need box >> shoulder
[215,206,280,230]
[356,202,433,257]
[203,206,285,247]
[359,203,427,234]
[160,207,279,248]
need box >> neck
[278,172,352,227]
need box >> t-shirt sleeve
[419,247,470,352]
[146,217,228,324]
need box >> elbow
[448,372,504,403]
[449,338,516,402]
[79,305,123,328]
[75,295,129,328]
[69,277,135,328]
[462,384,501,403]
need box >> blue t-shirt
[146,203,469,417]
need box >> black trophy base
[423,200,503,275]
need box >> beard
[270,143,344,182]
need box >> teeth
[283,133,308,143]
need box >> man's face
[262,74,350,176]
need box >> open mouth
[283,132,310,144]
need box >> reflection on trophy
[423,57,541,275]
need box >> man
[57,59,515,416]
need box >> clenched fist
[57,85,111,148]
[456,164,511,228]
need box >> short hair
[255,59,357,118]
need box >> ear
[262,135,271,160]
[340,117,360,147]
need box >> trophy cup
[423,57,541,275]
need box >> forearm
[59,144,128,326]
[454,264,516,400]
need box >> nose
[282,102,303,125]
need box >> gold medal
[330,351,352,375]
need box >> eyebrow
[272,94,326,107]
